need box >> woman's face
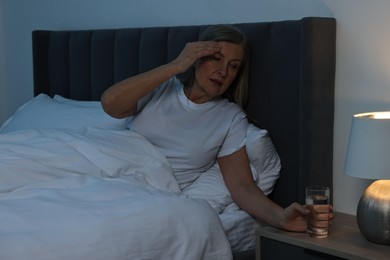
[193,42,244,101]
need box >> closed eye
[229,62,241,70]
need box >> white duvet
[0,128,232,260]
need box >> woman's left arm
[217,147,310,232]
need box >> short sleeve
[217,112,248,157]
[136,78,173,113]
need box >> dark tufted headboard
[32,17,336,208]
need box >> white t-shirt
[131,77,248,188]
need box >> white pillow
[53,95,134,126]
[246,123,281,195]
[182,123,281,213]
[0,94,129,133]
[53,94,103,107]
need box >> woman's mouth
[210,78,223,87]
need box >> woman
[101,24,332,232]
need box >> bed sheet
[0,128,232,260]
[220,205,260,253]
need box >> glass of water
[305,186,330,238]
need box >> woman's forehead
[218,42,244,62]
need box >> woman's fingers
[171,41,221,72]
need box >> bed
[0,17,336,259]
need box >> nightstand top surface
[256,212,390,260]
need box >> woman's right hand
[170,41,221,73]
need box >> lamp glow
[356,111,390,119]
[344,111,390,245]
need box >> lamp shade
[344,111,390,180]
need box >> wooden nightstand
[256,212,390,259]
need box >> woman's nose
[218,64,228,77]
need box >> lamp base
[356,180,390,245]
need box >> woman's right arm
[101,41,221,119]
[101,64,179,118]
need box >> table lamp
[344,111,390,245]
